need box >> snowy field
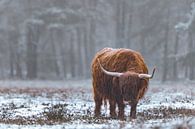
[0,80,194,129]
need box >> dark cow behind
[91,48,155,120]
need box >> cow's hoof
[119,116,125,121]
[110,116,117,119]
[129,117,136,122]
[130,118,136,122]
[110,113,117,119]
[94,113,101,118]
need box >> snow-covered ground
[0,80,194,129]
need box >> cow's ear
[139,78,148,89]
[140,78,148,81]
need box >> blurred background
[0,0,194,81]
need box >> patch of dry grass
[138,106,195,120]
[0,84,194,128]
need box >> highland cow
[91,48,155,120]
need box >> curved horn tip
[152,67,156,74]
[138,66,156,79]
[150,67,156,79]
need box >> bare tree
[172,32,179,80]
[25,20,43,79]
[162,9,170,82]
[188,31,194,80]
[70,30,76,78]
[115,0,126,48]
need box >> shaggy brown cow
[91,48,155,120]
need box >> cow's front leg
[130,101,137,119]
[117,100,125,120]
[109,99,117,118]
[94,95,102,117]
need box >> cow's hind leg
[109,99,117,118]
[94,94,102,117]
[117,100,125,120]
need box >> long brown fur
[91,48,149,119]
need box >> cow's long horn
[138,67,156,79]
[98,59,123,77]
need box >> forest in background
[0,0,194,81]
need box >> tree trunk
[173,32,179,80]
[188,31,194,80]
[140,35,146,55]
[8,30,19,78]
[162,39,168,82]
[115,0,126,48]
[76,26,84,78]
[70,31,76,78]
[26,23,40,79]
[139,4,147,55]
[59,35,66,79]
[84,0,97,78]
[120,0,126,48]
[9,42,14,78]
[82,25,88,78]
[62,30,70,79]
[50,29,60,77]
[162,9,170,82]
[61,48,67,78]
[83,22,91,78]
[16,52,22,78]
[26,36,37,79]
[162,24,169,82]
[185,65,188,78]
[127,0,134,48]
[56,29,65,79]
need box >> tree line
[0,0,194,81]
